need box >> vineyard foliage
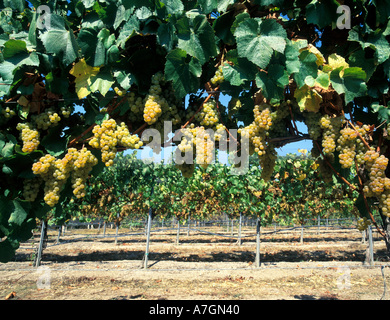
[0,0,390,261]
[62,151,358,228]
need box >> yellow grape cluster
[176,124,215,171]
[23,178,42,202]
[254,104,273,130]
[214,123,227,142]
[143,72,168,125]
[362,150,390,217]
[194,127,214,169]
[60,106,72,118]
[2,106,16,119]
[32,108,61,130]
[237,103,279,181]
[337,127,358,168]
[90,119,117,167]
[195,100,219,127]
[16,123,40,153]
[210,65,224,86]
[238,104,273,158]
[320,114,344,156]
[32,148,98,206]
[336,125,370,168]
[89,119,142,166]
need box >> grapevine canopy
[0,0,390,262]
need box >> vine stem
[347,120,371,151]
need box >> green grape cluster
[259,145,277,181]
[90,119,142,166]
[23,178,42,202]
[269,101,290,138]
[195,99,219,127]
[127,91,144,122]
[357,217,371,231]
[32,148,98,206]
[320,114,344,157]
[16,123,40,153]
[210,65,224,86]
[32,108,61,130]
[2,106,16,119]
[60,106,72,118]
[303,112,322,140]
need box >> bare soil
[1,225,389,300]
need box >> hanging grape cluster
[89,119,142,167]
[31,147,98,206]
[238,102,290,181]
[210,64,224,86]
[16,123,40,153]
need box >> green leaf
[116,14,140,48]
[160,0,184,15]
[2,39,27,59]
[8,200,29,226]
[77,28,106,67]
[0,238,18,263]
[40,126,69,157]
[39,14,80,66]
[176,14,218,65]
[330,67,367,104]
[370,102,390,123]
[234,18,287,69]
[305,0,339,29]
[164,48,202,98]
[255,64,289,101]
[223,49,257,86]
[291,50,319,89]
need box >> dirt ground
[1,225,390,301]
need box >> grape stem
[68,124,95,147]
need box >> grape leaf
[234,18,287,69]
[69,58,114,99]
[294,85,322,112]
[164,48,202,98]
[176,14,218,65]
[39,14,80,66]
[330,67,367,104]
